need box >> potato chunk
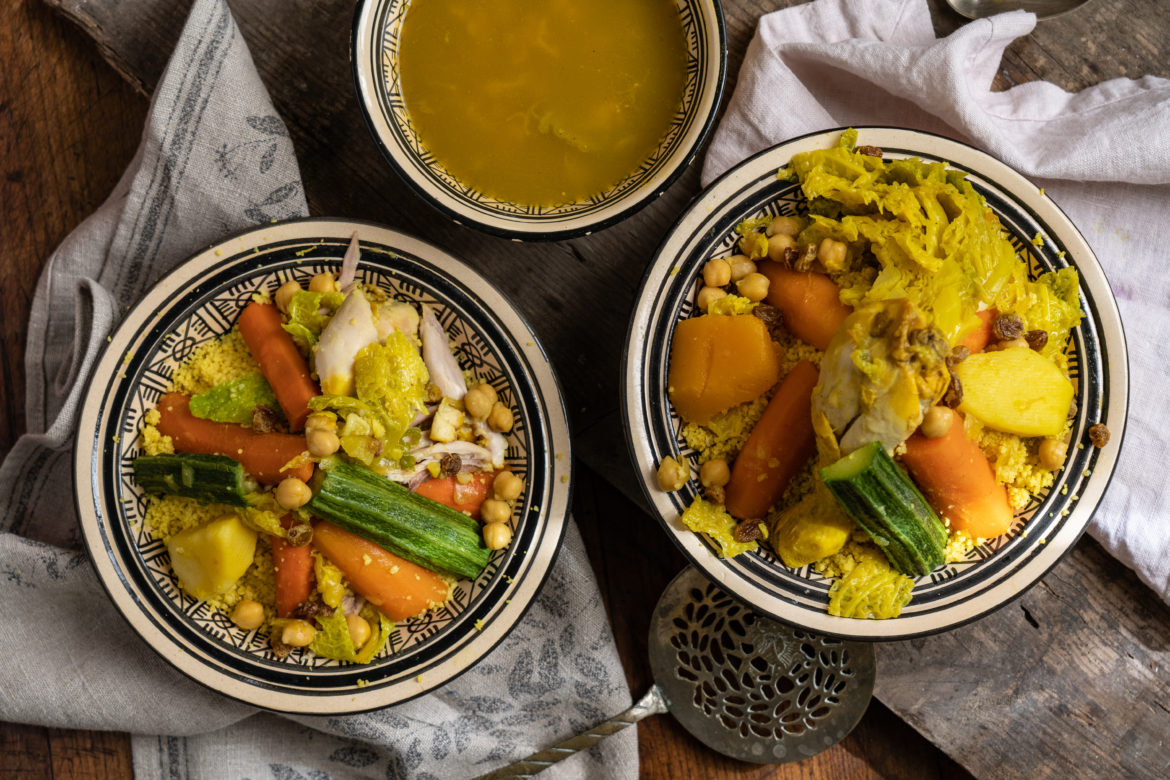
[166,514,258,600]
[954,348,1074,437]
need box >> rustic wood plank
[0,722,52,779]
[46,729,134,779]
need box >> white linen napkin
[0,0,635,777]
[702,0,1170,602]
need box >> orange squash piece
[668,314,781,426]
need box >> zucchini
[819,441,947,576]
[307,460,490,580]
[132,453,252,507]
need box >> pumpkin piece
[954,348,1074,437]
[668,314,781,425]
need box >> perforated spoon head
[649,567,876,764]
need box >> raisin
[705,485,726,506]
[1025,330,1049,351]
[270,636,292,659]
[857,145,883,158]
[946,345,971,368]
[910,328,949,355]
[943,373,963,408]
[292,599,334,620]
[1089,423,1110,448]
[733,519,763,543]
[992,313,1024,341]
[252,404,281,433]
[752,304,784,335]
[287,523,314,547]
[439,453,463,478]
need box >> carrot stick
[724,360,820,520]
[312,521,451,621]
[900,413,1013,539]
[155,393,313,484]
[272,515,313,618]
[413,471,495,519]
[237,301,318,431]
[958,309,997,354]
[759,264,852,350]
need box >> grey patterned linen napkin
[0,0,635,776]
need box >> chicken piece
[314,285,380,396]
[373,300,420,341]
[811,298,950,457]
[420,304,467,401]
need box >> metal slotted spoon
[477,567,876,778]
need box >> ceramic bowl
[351,0,726,240]
[623,127,1128,641]
[74,218,571,713]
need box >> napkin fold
[703,0,1170,602]
[0,0,635,777]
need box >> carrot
[900,413,1013,539]
[312,521,451,622]
[958,309,997,354]
[413,471,496,519]
[155,393,313,484]
[272,515,313,618]
[237,301,318,431]
[724,360,820,520]
[759,264,852,350]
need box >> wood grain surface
[2,0,1169,777]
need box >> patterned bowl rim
[349,0,728,241]
[622,126,1129,641]
[73,217,572,713]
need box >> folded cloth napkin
[702,0,1170,602]
[0,0,635,777]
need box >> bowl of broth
[352,0,726,240]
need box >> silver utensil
[477,567,876,778]
[945,0,1096,20]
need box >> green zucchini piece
[132,453,252,507]
[820,441,947,577]
[307,460,490,581]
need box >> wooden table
[3,0,1169,777]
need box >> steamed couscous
[133,236,519,664]
[663,131,1106,619]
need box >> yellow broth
[398,0,688,207]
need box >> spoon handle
[474,685,669,779]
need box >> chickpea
[1039,437,1068,471]
[488,401,514,433]
[702,258,732,287]
[307,428,340,458]
[736,272,770,302]
[464,384,496,421]
[308,272,337,293]
[766,215,802,238]
[727,255,757,282]
[481,498,512,525]
[483,522,513,550]
[1003,337,1029,350]
[766,233,795,264]
[346,614,372,649]
[696,285,728,312]
[274,280,301,313]
[276,477,312,509]
[230,599,265,631]
[304,411,337,434]
[920,406,955,439]
[493,471,523,501]
[656,456,688,492]
[817,237,848,269]
[699,458,730,488]
[281,620,316,647]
